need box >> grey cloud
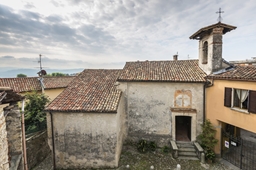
[0,4,117,55]
[1,56,15,59]
[20,10,41,20]
[24,2,35,9]
[46,15,63,22]
[51,0,65,7]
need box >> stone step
[178,151,197,157]
[177,143,195,148]
[178,147,196,152]
[178,156,199,161]
[177,144,194,148]
[176,141,193,144]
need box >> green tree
[17,73,27,77]
[24,92,50,132]
[198,119,218,161]
[46,72,67,77]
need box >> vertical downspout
[203,83,206,123]
[50,112,56,169]
[21,100,28,170]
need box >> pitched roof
[117,60,206,83]
[207,65,256,81]
[0,76,75,93]
[46,69,122,113]
[190,22,236,40]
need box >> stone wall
[26,131,51,170]
[0,104,9,170]
[5,105,23,155]
[4,104,24,170]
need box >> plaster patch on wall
[174,90,192,108]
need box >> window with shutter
[224,87,232,107]
[248,90,256,114]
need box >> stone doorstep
[176,141,199,160]
[178,151,197,157]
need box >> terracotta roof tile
[118,60,206,82]
[0,76,75,93]
[46,69,122,113]
[207,65,256,81]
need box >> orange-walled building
[205,66,256,167]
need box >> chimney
[173,54,178,61]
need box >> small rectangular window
[233,89,248,109]
[224,87,256,114]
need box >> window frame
[224,87,256,114]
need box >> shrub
[162,146,170,154]
[137,140,157,153]
[198,119,218,162]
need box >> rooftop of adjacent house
[0,87,24,104]
[45,69,122,113]
[207,65,256,81]
[0,76,75,93]
[117,59,206,83]
[190,22,237,40]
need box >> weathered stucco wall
[47,97,126,169]
[118,82,204,144]
[115,94,127,162]
[0,104,9,170]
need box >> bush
[137,140,157,153]
[162,146,170,154]
[198,119,218,162]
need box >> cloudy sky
[0,0,256,70]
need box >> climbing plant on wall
[24,91,50,133]
[198,119,218,162]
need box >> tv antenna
[36,54,47,77]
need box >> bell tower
[190,22,236,74]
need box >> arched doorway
[175,116,191,141]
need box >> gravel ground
[33,144,237,170]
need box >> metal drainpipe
[21,100,28,170]
[50,112,56,169]
[203,83,206,123]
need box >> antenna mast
[39,54,42,71]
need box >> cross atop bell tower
[216,8,224,22]
[190,9,236,74]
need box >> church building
[46,20,238,169]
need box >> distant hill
[0,67,84,78]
